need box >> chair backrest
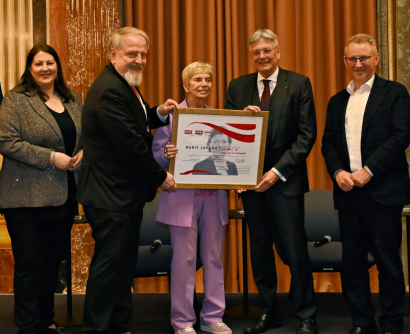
[139,193,171,246]
[304,189,340,242]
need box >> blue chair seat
[307,242,376,272]
[307,242,343,272]
[134,245,173,277]
[134,193,203,279]
[305,190,376,274]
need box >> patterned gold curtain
[49,0,121,292]
[0,0,33,94]
[0,0,33,172]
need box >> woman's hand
[72,149,83,170]
[52,152,75,171]
[165,142,178,160]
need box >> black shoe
[243,313,283,333]
[297,317,317,334]
[348,327,378,334]
[41,325,74,334]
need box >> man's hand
[165,142,178,160]
[255,170,279,192]
[158,99,179,116]
[160,172,177,193]
[244,105,261,113]
[351,168,372,188]
[335,170,355,192]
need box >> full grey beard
[124,70,143,86]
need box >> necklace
[186,98,205,108]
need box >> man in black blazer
[77,27,178,334]
[225,29,317,334]
[322,34,410,334]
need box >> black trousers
[82,206,143,334]
[338,188,405,333]
[241,187,316,319]
[5,216,73,334]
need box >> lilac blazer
[152,100,229,227]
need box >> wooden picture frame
[169,108,269,189]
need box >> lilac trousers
[169,191,226,330]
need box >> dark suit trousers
[338,188,405,333]
[82,206,143,334]
[241,187,316,319]
[5,216,73,334]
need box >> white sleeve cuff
[156,106,168,122]
[272,167,286,182]
[364,166,373,177]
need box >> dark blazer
[192,156,238,175]
[322,74,410,210]
[77,63,167,214]
[224,68,317,195]
[0,86,82,208]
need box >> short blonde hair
[107,27,150,59]
[345,34,378,54]
[248,29,279,51]
[181,62,213,83]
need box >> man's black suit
[224,68,317,319]
[322,74,410,332]
[77,63,167,333]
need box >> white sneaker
[200,322,232,334]
[175,327,196,334]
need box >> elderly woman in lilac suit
[152,62,231,334]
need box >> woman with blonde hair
[152,62,232,334]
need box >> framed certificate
[169,108,269,189]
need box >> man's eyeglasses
[345,53,377,65]
[251,47,277,58]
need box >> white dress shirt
[256,67,286,182]
[257,67,279,98]
[345,74,375,175]
[131,85,168,128]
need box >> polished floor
[0,293,409,333]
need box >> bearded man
[77,27,178,334]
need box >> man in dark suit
[77,27,178,334]
[322,34,410,334]
[225,29,317,334]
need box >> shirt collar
[257,66,279,83]
[346,74,375,95]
